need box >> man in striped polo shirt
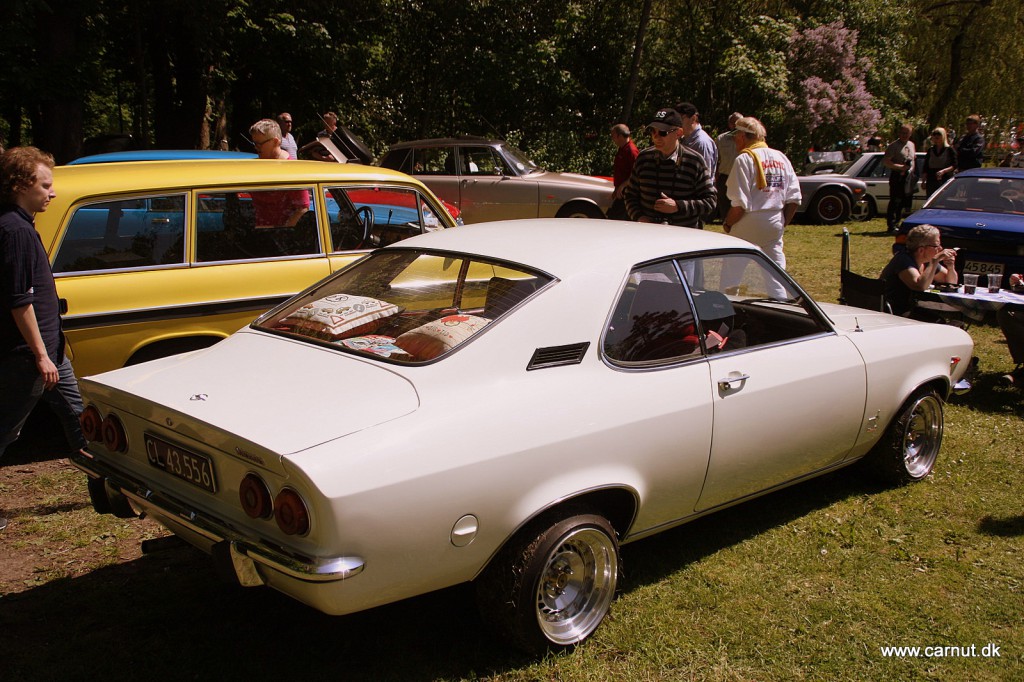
[623,107,717,229]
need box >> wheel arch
[810,181,857,201]
[474,485,638,579]
[863,375,950,451]
[555,199,605,219]
[124,334,226,366]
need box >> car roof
[51,159,426,196]
[38,160,442,242]
[953,167,1024,179]
[67,150,257,164]
[390,218,758,275]
[386,137,502,150]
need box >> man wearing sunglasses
[622,107,716,228]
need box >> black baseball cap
[649,108,683,131]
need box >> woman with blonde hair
[924,127,957,196]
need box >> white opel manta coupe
[72,219,974,654]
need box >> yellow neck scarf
[741,140,770,189]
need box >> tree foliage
[1,0,1021,167]
[784,21,880,151]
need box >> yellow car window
[52,194,186,273]
[195,189,319,262]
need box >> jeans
[887,173,910,229]
[0,353,86,458]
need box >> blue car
[68,150,258,164]
[897,168,1024,277]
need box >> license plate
[963,260,1004,275]
[145,435,217,493]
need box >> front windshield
[500,144,542,175]
[926,176,1024,215]
[256,249,551,362]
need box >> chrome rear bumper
[71,451,364,586]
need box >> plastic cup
[963,273,978,294]
[988,273,1002,293]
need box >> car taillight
[80,405,103,442]
[275,488,310,535]
[101,414,128,453]
[239,473,273,519]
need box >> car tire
[556,202,604,219]
[859,196,877,221]
[867,388,944,485]
[475,508,619,655]
[808,189,851,224]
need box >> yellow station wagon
[36,159,457,377]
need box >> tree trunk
[926,0,993,126]
[621,0,654,123]
[35,10,83,162]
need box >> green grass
[2,218,1021,681]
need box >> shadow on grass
[949,370,1024,417]
[0,464,887,681]
[619,464,886,590]
[0,544,527,681]
[978,514,1024,537]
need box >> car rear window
[928,176,1024,214]
[256,249,550,363]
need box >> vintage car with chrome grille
[36,159,456,377]
[73,219,973,654]
[831,151,928,219]
[796,165,870,224]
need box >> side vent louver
[527,342,590,371]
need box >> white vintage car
[72,220,973,654]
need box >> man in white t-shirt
[277,112,298,159]
[722,116,801,298]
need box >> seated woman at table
[881,224,958,318]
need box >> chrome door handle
[151,218,171,225]
[717,373,750,391]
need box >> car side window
[380,148,412,173]
[52,194,186,274]
[327,186,435,251]
[865,157,888,179]
[604,262,701,364]
[682,252,830,350]
[195,189,318,263]
[411,147,456,175]
[461,147,504,175]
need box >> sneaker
[0,517,7,532]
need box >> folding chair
[839,228,892,313]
